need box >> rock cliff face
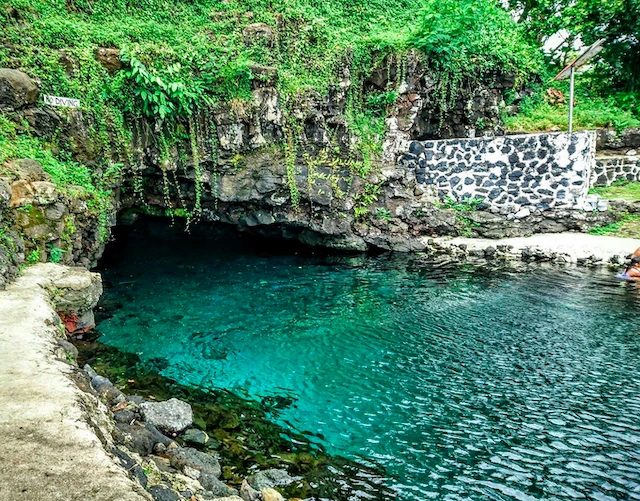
[0,61,623,286]
[112,52,523,251]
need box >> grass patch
[589,214,640,238]
[590,181,640,201]
[503,84,640,133]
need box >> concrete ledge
[0,264,150,501]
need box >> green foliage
[504,0,640,91]
[366,91,398,111]
[376,207,391,221]
[47,245,66,264]
[589,214,640,238]
[442,196,483,211]
[589,181,640,201]
[353,183,382,219]
[26,249,40,265]
[0,116,115,242]
[504,82,640,133]
[408,0,541,118]
[116,51,212,119]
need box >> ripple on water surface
[97,229,640,501]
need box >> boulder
[90,376,125,404]
[111,447,148,488]
[239,480,260,501]
[9,180,35,208]
[22,107,61,138]
[242,23,275,44]
[114,422,173,456]
[182,427,209,445]
[247,64,278,88]
[0,178,10,209]
[149,484,181,501]
[49,267,103,314]
[0,68,39,111]
[140,398,193,433]
[200,473,237,497]
[3,159,50,182]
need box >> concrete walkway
[0,264,149,501]
[434,232,640,264]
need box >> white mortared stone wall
[399,131,596,211]
[591,154,640,187]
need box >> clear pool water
[97,224,640,500]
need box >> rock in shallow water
[140,397,193,433]
[182,427,209,445]
[248,468,298,490]
[168,447,221,479]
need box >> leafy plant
[47,245,66,264]
[117,52,211,119]
[408,0,541,121]
[376,207,392,221]
[26,249,40,265]
[442,195,483,211]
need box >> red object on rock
[58,312,94,335]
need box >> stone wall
[400,131,596,212]
[591,153,640,187]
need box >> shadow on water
[87,216,640,501]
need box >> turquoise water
[97,223,640,500]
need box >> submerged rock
[140,397,193,433]
[168,447,222,479]
[248,469,298,490]
[182,427,209,445]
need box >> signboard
[43,94,81,108]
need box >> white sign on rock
[43,94,80,108]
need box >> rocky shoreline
[76,363,300,501]
[424,232,640,267]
